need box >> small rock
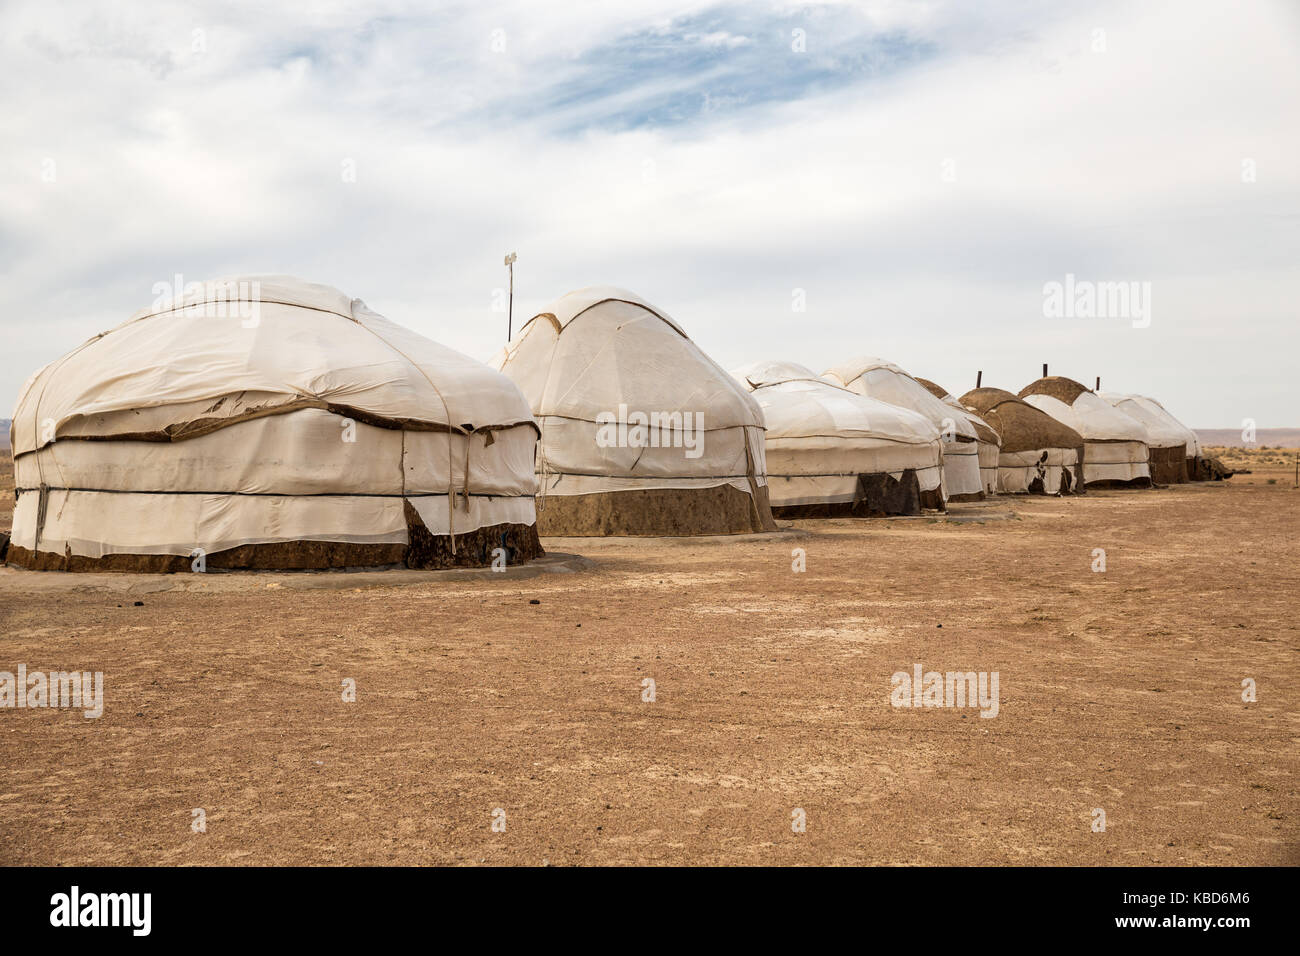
[529,599,540,605]
[133,601,144,607]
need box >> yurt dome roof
[824,357,979,441]
[731,361,940,445]
[12,274,536,457]
[495,287,763,432]
[1099,393,1197,450]
[730,360,827,390]
[1019,376,1149,443]
[518,286,688,338]
[960,387,1084,454]
[914,377,1002,446]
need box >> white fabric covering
[1099,393,1200,460]
[491,287,769,500]
[12,275,534,455]
[1020,392,1151,484]
[925,383,1002,497]
[997,448,1081,495]
[823,357,985,499]
[10,277,539,560]
[729,360,944,507]
[976,440,1001,495]
[1097,393,1186,448]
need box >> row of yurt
[6,278,1209,572]
[728,360,943,517]
[967,372,1205,489]
[1017,375,1153,487]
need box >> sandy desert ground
[0,455,1296,866]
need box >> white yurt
[1018,376,1151,487]
[824,357,983,502]
[1099,393,1199,483]
[492,287,775,535]
[8,276,542,571]
[730,360,944,516]
[915,378,1002,497]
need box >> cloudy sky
[2,0,1297,426]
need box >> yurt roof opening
[8,276,543,571]
[730,359,944,518]
[493,287,775,535]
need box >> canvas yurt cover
[915,378,1002,497]
[8,276,543,571]
[1099,393,1200,483]
[1097,393,1191,483]
[492,287,775,535]
[824,357,982,502]
[1018,377,1151,487]
[959,387,1085,495]
[731,360,944,517]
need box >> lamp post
[504,252,517,340]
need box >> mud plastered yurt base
[535,482,772,536]
[1144,444,1189,484]
[6,517,543,572]
[770,469,936,518]
[8,276,543,572]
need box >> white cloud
[0,0,1296,426]
[685,31,752,49]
